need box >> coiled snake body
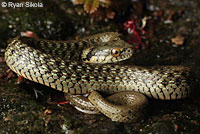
[5,32,191,123]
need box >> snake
[4,32,192,123]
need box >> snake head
[82,40,134,64]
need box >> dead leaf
[0,68,16,81]
[44,109,52,115]
[106,9,115,19]
[73,0,111,14]
[18,76,25,83]
[84,0,99,14]
[99,0,111,7]
[0,57,5,63]
[21,31,38,38]
[73,0,85,4]
[3,116,11,121]
[171,35,184,46]
[174,124,179,132]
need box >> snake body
[5,32,192,123]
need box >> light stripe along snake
[5,32,192,123]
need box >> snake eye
[111,48,120,57]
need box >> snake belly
[5,32,192,123]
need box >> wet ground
[0,0,200,133]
